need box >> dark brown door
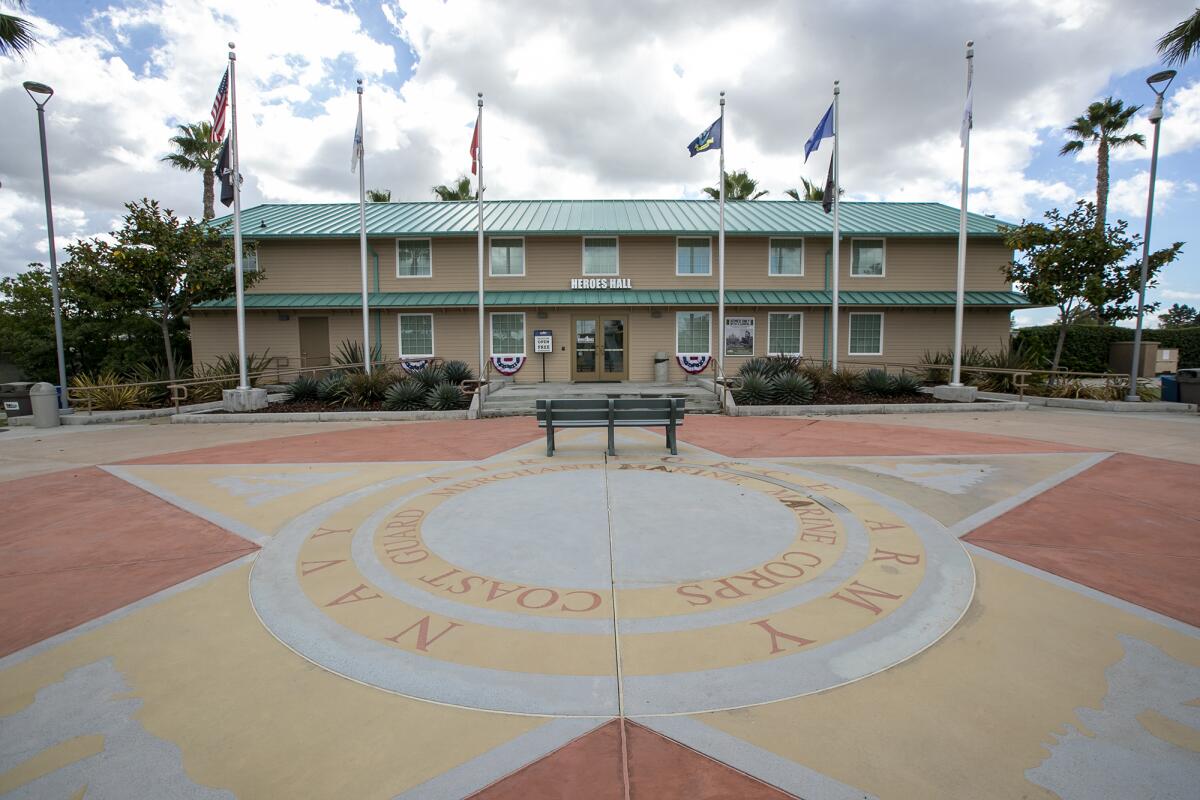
[298,317,331,373]
[571,315,628,381]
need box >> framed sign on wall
[724,316,755,357]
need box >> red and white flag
[470,115,479,175]
[210,67,229,143]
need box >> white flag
[960,85,973,147]
[351,106,364,173]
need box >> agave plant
[859,369,894,397]
[286,375,320,401]
[333,339,383,372]
[889,373,923,396]
[70,371,150,411]
[442,360,475,385]
[316,374,347,403]
[383,380,427,411]
[128,358,192,406]
[426,381,467,411]
[826,367,862,393]
[409,365,446,392]
[770,372,815,405]
[733,373,771,405]
[798,363,832,390]
[737,357,772,378]
[188,351,274,402]
[341,370,393,407]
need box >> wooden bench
[536,398,686,457]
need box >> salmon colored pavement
[965,453,1200,627]
[0,467,258,657]
[471,720,797,799]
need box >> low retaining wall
[172,409,468,423]
[8,399,226,426]
[734,401,1028,416]
[977,392,1197,413]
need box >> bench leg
[607,422,616,457]
[668,421,678,455]
[546,425,555,457]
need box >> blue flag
[687,117,722,157]
[804,102,834,162]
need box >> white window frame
[582,236,620,276]
[848,312,885,356]
[767,312,804,356]
[397,313,435,358]
[490,311,527,357]
[395,237,433,279]
[850,237,886,278]
[767,237,805,277]
[488,236,526,277]
[675,236,713,277]
[675,310,712,354]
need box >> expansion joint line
[602,452,632,800]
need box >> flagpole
[356,79,371,374]
[717,91,726,375]
[831,80,841,371]
[476,93,485,383]
[228,42,248,390]
[951,41,974,387]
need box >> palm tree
[366,189,391,202]
[1158,8,1200,66]
[161,121,222,220]
[432,176,473,201]
[785,178,825,201]
[1059,97,1144,230]
[0,1,36,57]
[703,169,767,201]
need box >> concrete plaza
[0,408,1197,798]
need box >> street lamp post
[23,80,70,410]
[1126,69,1176,402]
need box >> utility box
[1108,341,1159,379]
[1177,368,1200,406]
[1155,348,1179,375]
[0,382,35,417]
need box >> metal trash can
[1176,368,1200,406]
[0,382,35,417]
[29,382,60,428]
[1160,375,1179,403]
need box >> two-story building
[192,199,1031,382]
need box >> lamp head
[1146,69,1176,97]
[23,81,54,107]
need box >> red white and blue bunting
[492,355,526,375]
[677,353,711,374]
[400,359,430,373]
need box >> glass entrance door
[572,315,628,381]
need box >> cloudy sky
[1,0,1197,326]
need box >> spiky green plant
[70,371,150,411]
[734,373,771,405]
[859,369,894,397]
[341,370,393,407]
[383,380,427,411]
[316,374,346,403]
[826,367,862,393]
[409,365,446,392]
[442,360,475,385]
[333,339,383,372]
[798,363,832,390]
[286,375,320,401]
[739,356,795,380]
[889,373,923,396]
[738,357,772,378]
[770,372,815,405]
[128,357,192,406]
[426,381,467,411]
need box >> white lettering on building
[570,278,633,290]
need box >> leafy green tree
[63,199,256,384]
[1159,303,1199,328]
[162,121,222,220]
[1157,8,1200,66]
[1059,98,1144,231]
[704,169,767,201]
[366,188,392,202]
[432,176,473,201]
[0,1,36,57]
[1004,201,1182,372]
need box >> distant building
[195,199,1031,381]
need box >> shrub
[1013,324,1200,373]
[426,381,467,411]
[826,367,862,393]
[188,351,273,402]
[383,380,427,411]
[70,371,150,410]
[333,339,383,372]
[734,373,771,405]
[316,374,346,403]
[738,356,795,380]
[287,375,320,401]
[859,368,894,397]
[409,365,446,392]
[920,345,1046,394]
[341,370,393,407]
[798,362,832,390]
[127,358,190,406]
[889,373,923,395]
[442,360,475,385]
[770,372,815,405]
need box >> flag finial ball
[228,41,235,49]
[967,40,974,47]
[357,78,363,85]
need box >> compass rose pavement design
[1,416,1198,799]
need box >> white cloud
[1107,171,1198,219]
[1161,289,1200,302]
[1112,78,1200,162]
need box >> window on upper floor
[490,238,525,276]
[769,238,804,276]
[397,238,432,278]
[676,237,712,276]
[398,314,434,358]
[848,312,884,355]
[851,239,885,277]
[583,237,619,275]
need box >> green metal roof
[195,290,1034,310]
[212,200,1013,239]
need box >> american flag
[210,68,229,143]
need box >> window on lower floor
[768,312,804,355]
[676,311,711,353]
[848,312,884,355]
[491,312,526,355]
[398,314,434,357]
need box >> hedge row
[1013,325,1200,372]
